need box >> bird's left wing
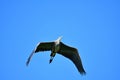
[58,42,86,75]
[26,42,54,66]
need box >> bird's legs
[49,56,54,63]
[49,52,56,64]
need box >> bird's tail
[26,50,35,66]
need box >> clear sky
[1,0,120,80]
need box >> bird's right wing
[35,42,54,52]
[26,42,54,66]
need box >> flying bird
[26,37,86,75]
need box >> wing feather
[58,42,86,75]
[26,42,54,66]
[35,42,54,52]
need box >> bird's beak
[59,36,62,40]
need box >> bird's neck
[55,37,61,45]
[55,40,60,45]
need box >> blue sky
[1,0,120,80]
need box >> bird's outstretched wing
[26,42,54,66]
[58,42,86,75]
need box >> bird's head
[55,36,62,43]
[57,36,62,41]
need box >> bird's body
[26,37,86,75]
[50,37,61,63]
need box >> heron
[26,36,86,75]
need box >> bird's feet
[49,59,52,63]
[49,57,53,64]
